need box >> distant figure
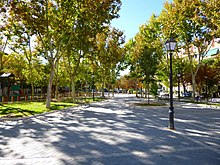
[195,91,200,102]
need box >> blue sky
[111,0,170,41]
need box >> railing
[0,92,101,103]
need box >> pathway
[0,94,219,165]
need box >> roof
[205,48,219,57]
[0,73,15,78]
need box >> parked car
[114,89,119,93]
[182,91,192,97]
[159,91,169,98]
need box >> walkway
[0,94,219,165]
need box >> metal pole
[178,77,180,101]
[204,76,208,102]
[169,52,175,130]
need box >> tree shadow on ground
[0,96,219,165]
[0,106,37,117]
[0,102,75,118]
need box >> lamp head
[165,38,177,51]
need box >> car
[118,89,123,93]
[182,91,192,97]
[159,91,169,98]
[114,89,119,93]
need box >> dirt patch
[134,102,167,106]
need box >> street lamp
[92,74,95,101]
[165,38,177,130]
[177,73,181,101]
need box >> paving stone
[0,94,219,165]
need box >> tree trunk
[41,86,43,99]
[85,81,88,97]
[136,83,138,97]
[31,83,34,100]
[0,52,3,71]
[112,84,114,97]
[46,64,55,109]
[101,81,105,98]
[192,74,196,99]
[108,85,110,97]
[55,62,59,99]
[71,77,76,103]
[141,87,143,98]
[145,87,147,98]
[147,83,150,104]
[55,84,58,99]
[183,83,186,93]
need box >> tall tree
[126,15,163,101]
[95,27,124,97]
[160,0,219,98]
[10,0,122,108]
[7,8,41,99]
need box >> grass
[0,97,106,118]
[0,101,77,118]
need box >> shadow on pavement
[0,95,219,165]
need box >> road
[0,94,220,165]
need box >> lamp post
[92,74,95,101]
[205,76,208,102]
[165,38,177,130]
[177,73,181,101]
[219,81,220,98]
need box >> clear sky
[111,0,170,42]
[111,0,171,76]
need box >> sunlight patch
[132,151,149,158]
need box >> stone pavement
[0,94,219,165]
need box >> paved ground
[0,94,220,165]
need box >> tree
[3,53,26,81]
[10,0,122,108]
[95,27,124,97]
[10,0,67,107]
[0,1,11,71]
[7,7,43,99]
[125,15,163,102]
[160,0,219,98]
[124,39,142,96]
[61,0,122,102]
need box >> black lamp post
[205,76,208,102]
[219,81,220,98]
[177,73,181,101]
[92,74,95,101]
[165,38,177,130]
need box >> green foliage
[1,0,219,105]
[94,26,125,94]
[150,82,159,97]
[125,14,163,90]
[5,0,122,108]
[159,0,220,97]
